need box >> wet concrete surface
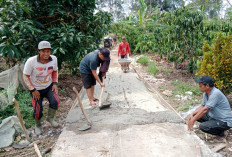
[51,47,217,157]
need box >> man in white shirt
[23,41,59,135]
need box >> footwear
[93,98,99,102]
[46,108,59,128]
[35,120,42,135]
[90,101,97,107]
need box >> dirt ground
[0,50,232,156]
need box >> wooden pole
[13,98,30,141]
[33,142,42,157]
[73,87,91,124]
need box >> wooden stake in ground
[34,142,42,157]
[13,98,43,156]
[13,98,30,141]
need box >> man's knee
[199,122,210,132]
[49,93,59,109]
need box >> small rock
[28,140,40,148]
[162,90,173,96]
[48,130,53,135]
[182,96,188,101]
[19,140,30,145]
[185,91,193,95]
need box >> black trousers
[30,84,59,120]
[121,54,128,59]
[197,113,230,137]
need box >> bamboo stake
[33,142,42,157]
[13,98,30,141]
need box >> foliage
[171,81,201,96]
[112,4,232,76]
[188,0,223,19]
[110,22,141,50]
[0,89,33,128]
[136,55,149,65]
[147,61,157,76]
[0,0,112,73]
[177,102,193,112]
[197,33,232,94]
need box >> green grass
[147,62,158,76]
[177,102,193,111]
[171,80,201,96]
[0,88,34,128]
[160,68,174,75]
[137,56,149,65]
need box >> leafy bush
[197,33,232,94]
[147,62,158,76]
[0,89,33,128]
[137,56,149,65]
[0,0,112,73]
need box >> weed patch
[147,62,158,76]
[171,81,201,96]
[137,56,149,65]
[0,88,33,128]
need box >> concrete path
[51,47,216,157]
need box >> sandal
[90,101,97,107]
[93,98,99,102]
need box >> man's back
[79,50,101,74]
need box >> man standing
[23,41,59,135]
[79,48,110,106]
[118,37,131,59]
[187,75,232,137]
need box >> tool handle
[34,142,42,157]
[73,87,91,124]
[99,78,105,107]
[13,98,30,141]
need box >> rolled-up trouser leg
[30,95,43,120]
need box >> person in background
[23,41,60,135]
[187,75,232,137]
[118,36,131,59]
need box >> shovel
[98,78,111,110]
[73,87,92,131]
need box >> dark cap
[195,75,214,86]
[100,48,110,61]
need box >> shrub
[137,56,149,65]
[147,61,158,76]
[197,33,232,94]
[0,89,33,128]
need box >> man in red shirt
[118,37,131,58]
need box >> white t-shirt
[23,55,58,90]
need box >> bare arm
[23,74,40,100]
[187,106,210,131]
[91,70,104,87]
